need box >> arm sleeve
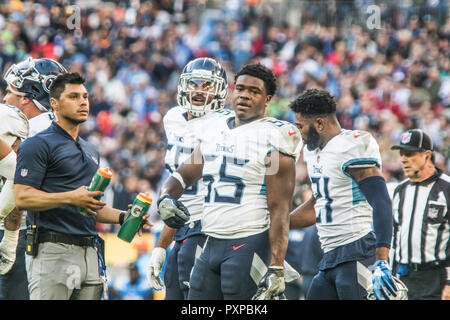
[14,137,49,189]
[358,176,393,248]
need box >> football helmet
[4,57,68,112]
[177,57,228,117]
[367,276,408,300]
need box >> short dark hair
[234,63,277,96]
[289,88,336,117]
[49,72,85,99]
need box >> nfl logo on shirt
[427,207,439,219]
[20,168,28,177]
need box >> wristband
[171,171,186,189]
[119,211,126,226]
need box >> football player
[0,57,67,299]
[289,89,397,300]
[146,57,230,299]
[157,64,301,300]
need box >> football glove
[157,195,190,229]
[372,260,398,300]
[283,260,301,283]
[146,247,166,290]
[252,266,285,300]
[0,230,18,275]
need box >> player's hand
[71,186,106,215]
[146,247,166,290]
[0,233,17,275]
[157,195,190,229]
[252,266,285,300]
[372,260,397,300]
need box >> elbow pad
[0,150,16,181]
[358,176,393,248]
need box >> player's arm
[0,138,17,219]
[253,151,295,300]
[346,165,397,300]
[157,145,204,228]
[266,151,295,267]
[0,138,21,275]
[345,165,392,260]
[160,145,204,199]
[289,195,317,229]
[0,138,13,157]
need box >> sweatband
[0,150,16,180]
[171,171,186,189]
[358,176,393,248]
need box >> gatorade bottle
[79,167,113,217]
[118,192,152,243]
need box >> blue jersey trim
[342,158,380,205]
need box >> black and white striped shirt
[392,170,450,266]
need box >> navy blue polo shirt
[15,122,100,236]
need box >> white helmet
[367,277,408,300]
[177,57,228,117]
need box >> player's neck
[319,125,342,149]
[20,103,42,120]
[235,114,263,127]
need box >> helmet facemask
[177,63,227,118]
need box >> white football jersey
[0,104,29,145]
[303,129,381,253]
[164,107,235,223]
[197,116,301,239]
[28,112,55,137]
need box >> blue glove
[372,260,398,300]
[157,195,190,229]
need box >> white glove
[283,260,301,283]
[0,229,18,275]
[146,247,166,290]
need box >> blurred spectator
[108,262,154,300]
[1,0,449,296]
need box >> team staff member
[0,57,67,300]
[14,73,151,300]
[391,129,450,300]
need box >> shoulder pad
[262,118,302,161]
[0,104,29,140]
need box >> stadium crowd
[0,0,449,298]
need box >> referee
[391,129,449,300]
